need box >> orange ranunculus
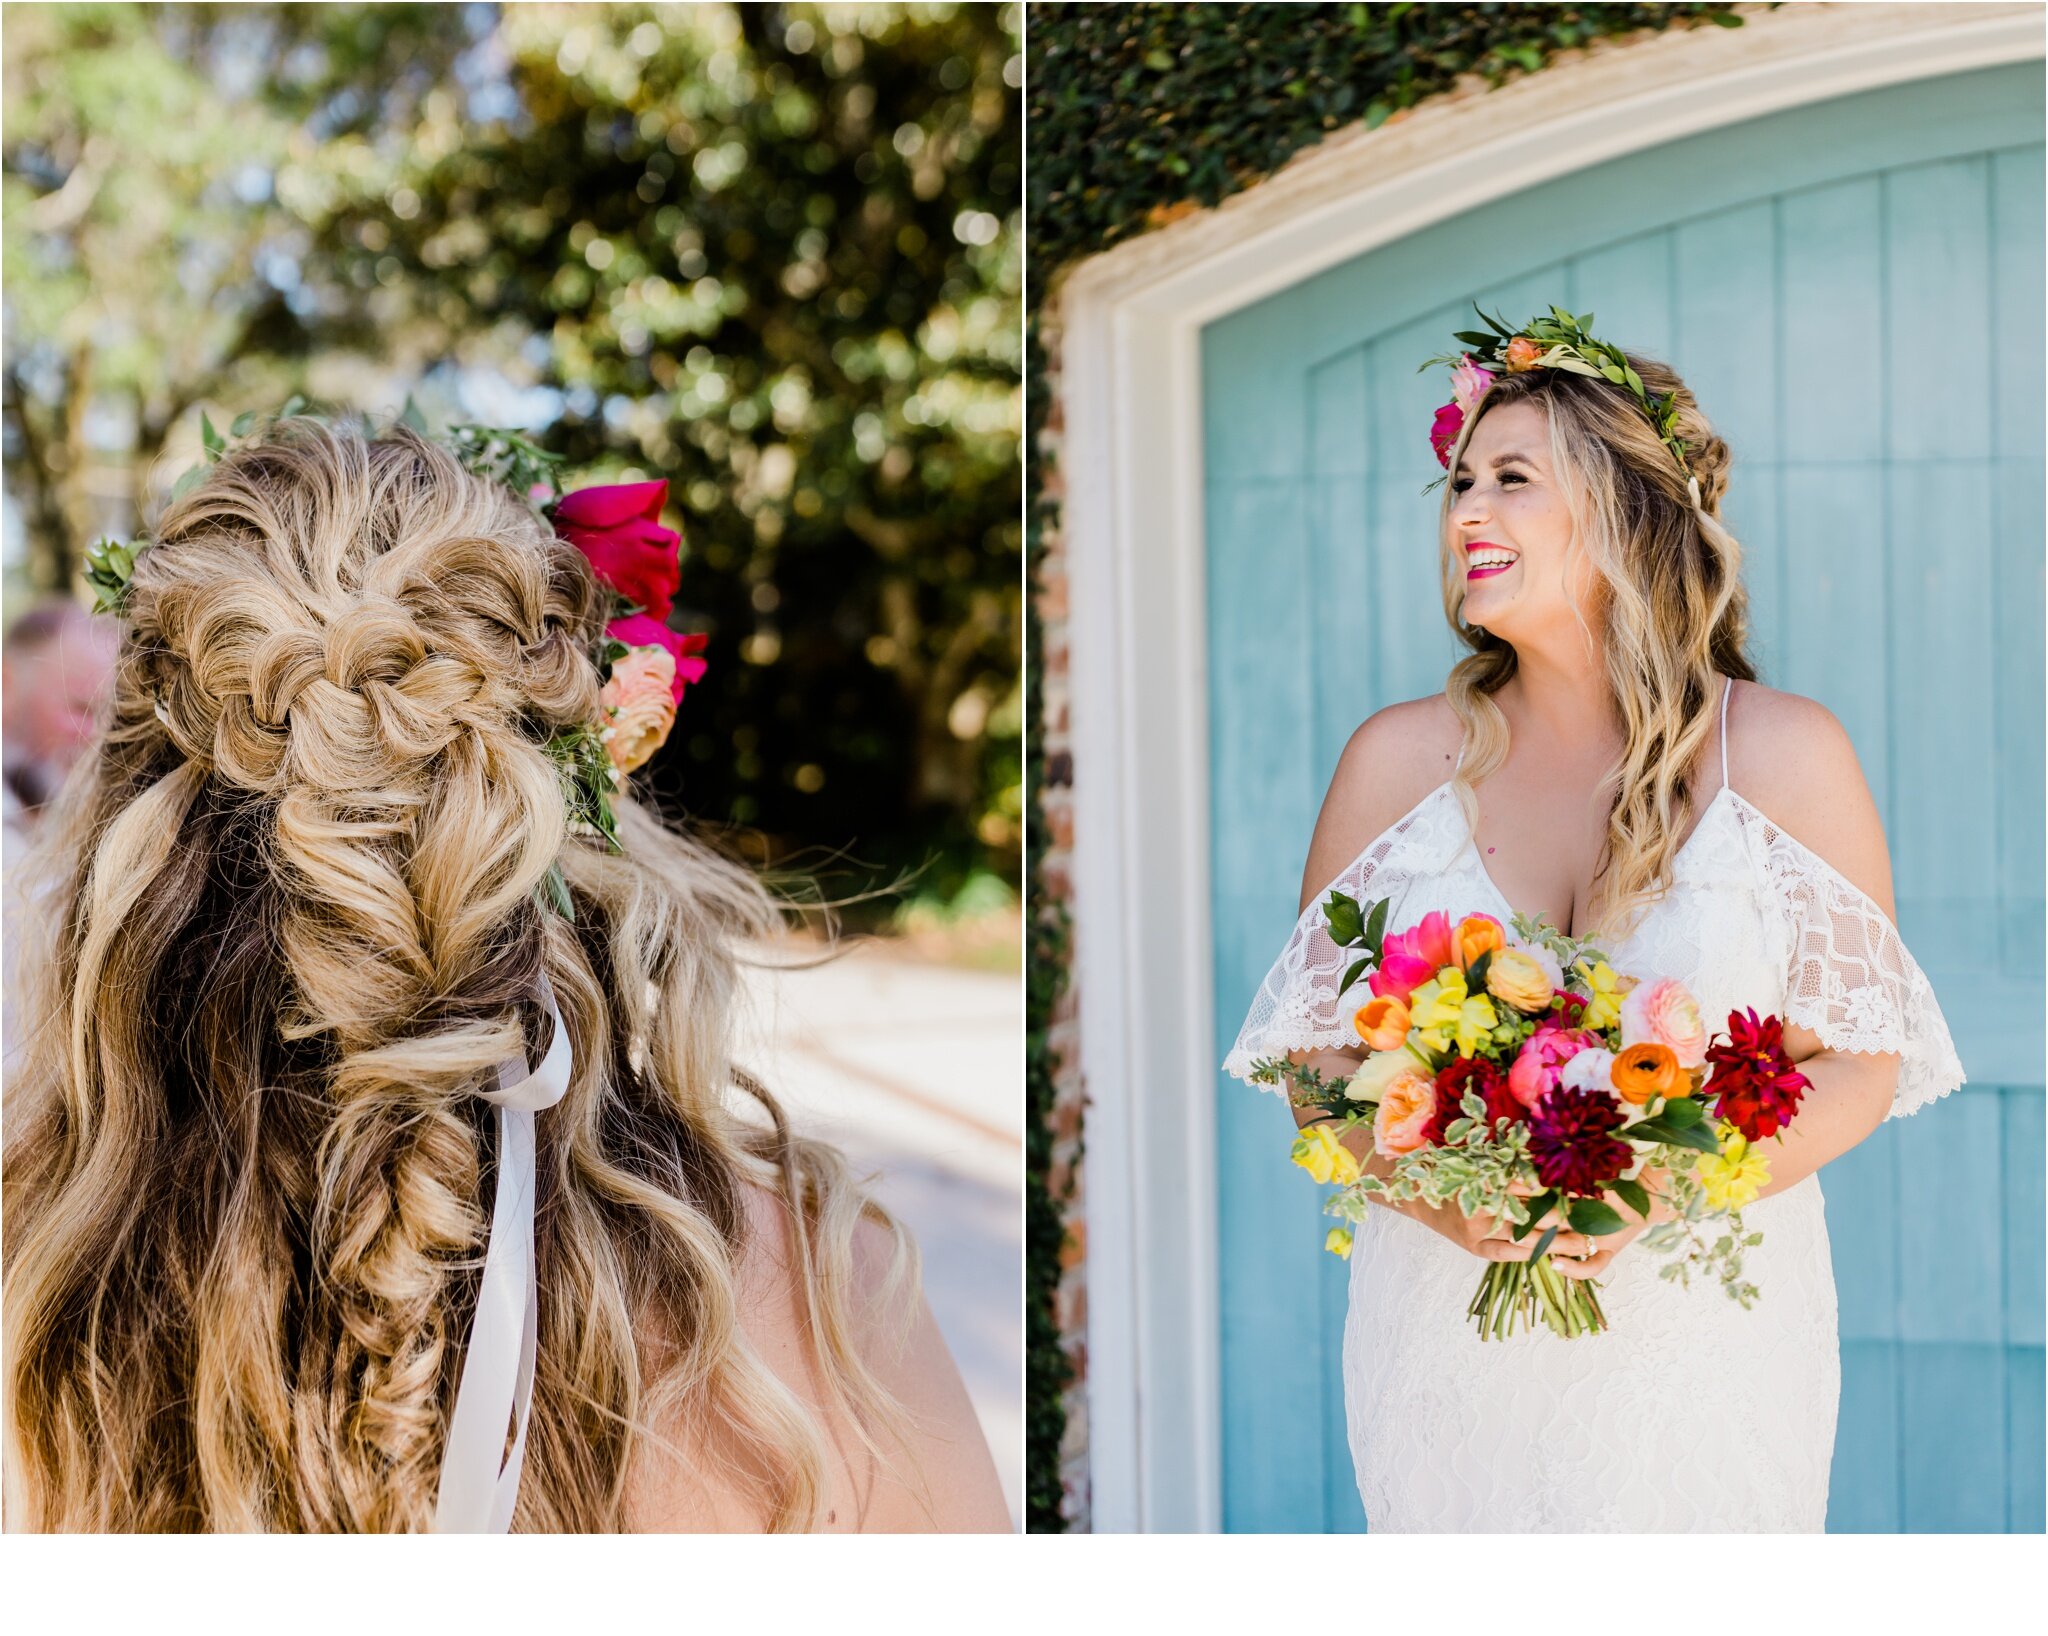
[1353,994,1411,1052]
[1610,1041,1682,1106]
[1504,336,1546,372]
[1452,913,1506,970]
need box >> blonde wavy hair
[3,418,913,1531]
[1435,353,1756,938]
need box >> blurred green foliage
[3,2,1021,919]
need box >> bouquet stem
[1468,1255,1608,1340]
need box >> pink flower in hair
[1429,402,1463,468]
[1449,354,1496,416]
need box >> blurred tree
[1,2,477,589]
[2,2,1020,916]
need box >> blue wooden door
[1206,61,2044,1533]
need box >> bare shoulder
[1724,680,1895,916]
[1299,694,1461,912]
[623,1181,1010,1533]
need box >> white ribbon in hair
[431,976,572,1533]
[1687,473,1703,509]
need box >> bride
[2,417,1009,1532]
[1224,316,1963,1532]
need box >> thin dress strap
[1718,676,1733,792]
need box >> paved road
[738,937,1022,1529]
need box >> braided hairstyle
[3,419,912,1530]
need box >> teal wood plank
[1779,176,1883,466]
[1823,1124,1900,1343]
[2007,1346,2044,1532]
[1776,464,1890,807]
[1992,146,2046,977]
[1308,351,1374,767]
[1900,1343,2008,1531]
[1673,200,1780,460]
[1885,157,1992,463]
[1892,1085,2003,1346]
[2004,1091,2044,1347]
[1830,1339,1901,1531]
[1203,294,1313,480]
[1991,146,2046,459]
[1884,459,1996,973]
[1567,229,1674,362]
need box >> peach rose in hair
[601,645,679,773]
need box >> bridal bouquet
[1250,897,1811,1340]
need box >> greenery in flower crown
[1417,302,1693,495]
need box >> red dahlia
[1707,1006,1811,1142]
[1525,1086,1633,1196]
[1425,1057,1519,1144]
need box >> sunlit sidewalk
[739,935,1022,1529]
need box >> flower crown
[1416,304,1699,506]
[84,398,705,875]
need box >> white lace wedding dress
[1223,683,1965,1532]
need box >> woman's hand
[1549,1166,1674,1280]
[1407,1193,1597,1263]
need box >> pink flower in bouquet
[1620,977,1708,1069]
[1508,1023,1600,1110]
[1368,911,1454,1002]
[1373,1067,1439,1158]
[1429,402,1464,468]
[1411,910,1454,969]
[1449,353,1496,416]
[555,479,682,621]
[607,613,708,706]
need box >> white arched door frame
[1057,1,2046,1533]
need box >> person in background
[3,597,120,840]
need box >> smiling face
[1448,398,1600,646]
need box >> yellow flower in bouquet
[1696,1122,1771,1210]
[1291,1123,1361,1186]
[1408,968,1498,1056]
[1484,947,1554,1013]
[1575,959,1632,1031]
[1324,1227,1355,1260]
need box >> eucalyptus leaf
[230,410,258,437]
[200,410,224,458]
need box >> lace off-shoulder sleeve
[1730,794,1966,1119]
[1222,789,1455,1089]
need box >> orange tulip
[1452,913,1506,970]
[1610,1041,1681,1106]
[1353,994,1411,1052]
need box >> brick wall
[1031,307,1090,1530]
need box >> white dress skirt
[1223,759,1964,1532]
